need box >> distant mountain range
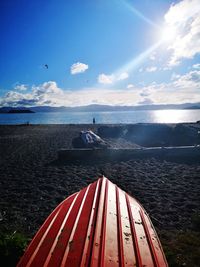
[8,109,35,113]
[0,103,200,113]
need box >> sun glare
[154,110,187,123]
[161,25,176,42]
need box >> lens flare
[161,26,176,42]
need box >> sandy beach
[0,123,200,265]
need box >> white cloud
[164,0,200,65]
[98,74,114,84]
[162,66,171,71]
[0,70,200,107]
[140,89,151,97]
[149,53,156,60]
[70,62,88,74]
[1,81,64,107]
[145,66,157,72]
[127,84,134,89]
[138,98,154,105]
[14,84,28,91]
[171,73,181,80]
[98,72,129,84]
[117,72,129,81]
[173,69,200,89]
[192,63,200,69]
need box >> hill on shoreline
[0,103,200,113]
[0,107,35,113]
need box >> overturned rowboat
[17,177,168,267]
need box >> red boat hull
[17,177,168,267]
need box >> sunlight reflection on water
[153,110,191,123]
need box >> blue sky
[0,0,200,107]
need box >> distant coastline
[8,109,35,114]
[0,103,200,113]
[0,108,35,114]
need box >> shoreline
[0,121,199,124]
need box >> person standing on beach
[93,117,96,124]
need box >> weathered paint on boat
[17,177,168,267]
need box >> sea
[0,110,200,125]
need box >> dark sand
[0,124,200,265]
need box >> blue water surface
[0,110,200,124]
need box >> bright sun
[161,26,176,42]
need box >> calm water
[0,110,200,124]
